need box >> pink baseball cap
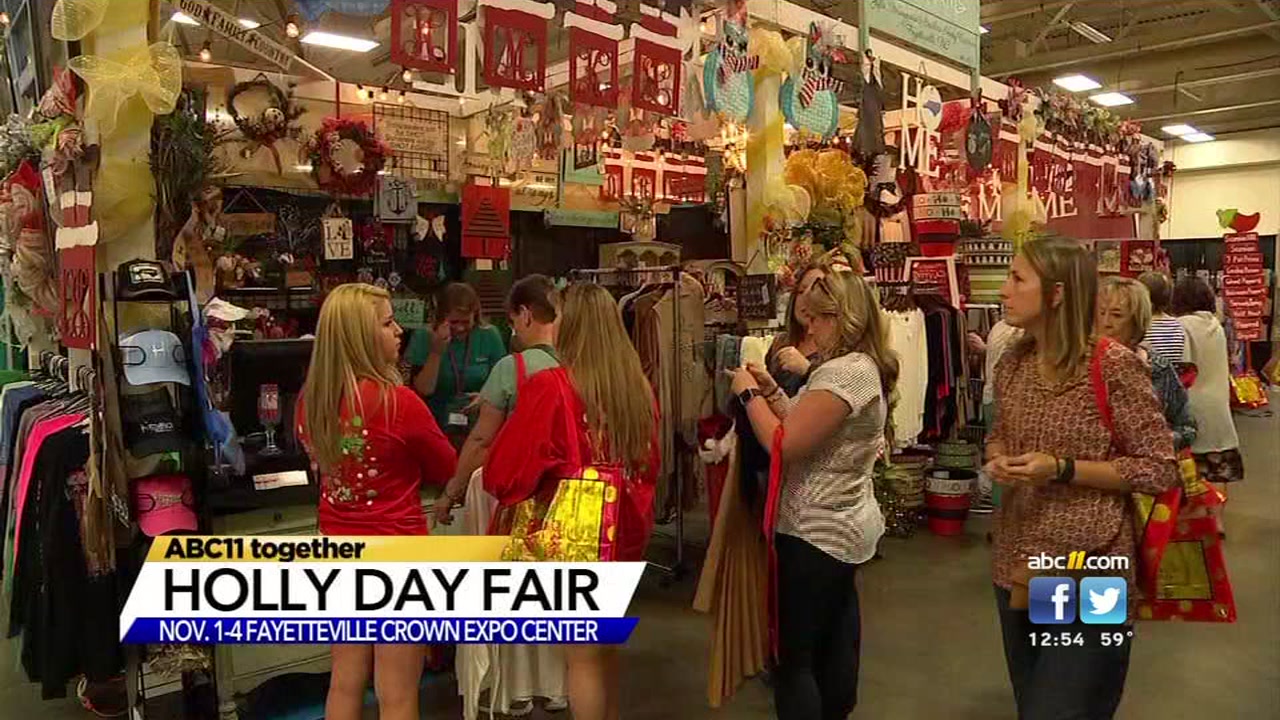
[133,475,197,537]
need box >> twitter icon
[1079,577,1127,624]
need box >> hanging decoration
[481,0,556,92]
[965,100,992,172]
[702,0,757,124]
[227,76,305,174]
[391,0,459,74]
[170,186,225,303]
[57,245,95,349]
[461,184,511,259]
[779,22,845,141]
[566,0,623,109]
[619,195,657,242]
[377,175,417,223]
[306,117,391,196]
[68,41,182,138]
[784,148,865,245]
[631,3,683,116]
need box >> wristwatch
[737,388,763,406]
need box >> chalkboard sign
[739,274,778,321]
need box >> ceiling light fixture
[1183,132,1215,143]
[199,41,212,63]
[1070,21,1112,44]
[300,31,379,52]
[1053,74,1101,92]
[172,11,200,25]
[1162,124,1197,137]
[1089,92,1133,107]
[238,18,261,29]
[285,14,302,38]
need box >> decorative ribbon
[799,69,842,108]
[69,42,182,138]
[717,50,759,86]
[51,0,109,41]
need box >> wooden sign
[376,112,448,157]
[223,212,276,238]
[58,246,95,350]
[392,297,427,328]
[173,0,294,69]
[322,218,354,260]
[377,176,417,223]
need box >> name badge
[448,412,469,428]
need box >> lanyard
[448,332,473,396]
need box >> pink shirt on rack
[11,413,84,565]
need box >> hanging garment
[887,309,928,448]
[853,56,885,157]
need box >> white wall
[1162,129,1280,239]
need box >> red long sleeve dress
[297,380,457,536]
[484,368,660,562]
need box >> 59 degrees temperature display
[1100,630,1134,647]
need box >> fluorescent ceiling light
[171,11,199,25]
[1183,132,1215,143]
[238,18,261,29]
[1162,124,1196,136]
[1053,74,1101,92]
[1070,21,1112,44]
[301,31,379,52]
[1089,92,1133,107]
[980,25,989,34]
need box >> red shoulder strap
[764,425,785,661]
[1090,337,1116,444]
[514,351,528,391]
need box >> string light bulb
[379,87,388,101]
[397,90,406,104]
[285,14,301,38]
[199,41,213,62]
[0,11,11,26]
[402,67,413,83]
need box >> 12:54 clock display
[1029,632,1085,648]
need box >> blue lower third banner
[123,617,640,645]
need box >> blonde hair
[781,249,854,350]
[302,284,400,473]
[804,272,900,439]
[556,283,656,474]
[1018,237,1098,380]
[1099,276,1152,347]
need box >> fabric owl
[702,0,757,123]
[780,22,844,140]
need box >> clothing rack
[569,265,687,578]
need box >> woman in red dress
[297,283,457,720]
[485,282,660,720]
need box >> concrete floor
[3,410,1277,719]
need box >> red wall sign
[391,0,459,74]
[482,2,553,92]
[461,184,512,259]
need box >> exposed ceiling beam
[1030,3,1076,54]
[1252,0,1280,43]
[1125,66,1280,96]
[1135,98,1280,122]
[982,1,1077,25]
[1114,13,1140,42]
[988,19,1280,77]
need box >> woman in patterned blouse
[986,239,1178,719]
[1096,276,1197,451]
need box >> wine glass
[258,383,283,456]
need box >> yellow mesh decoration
[69,42,182,138]
[51,0,110,41]
[749,28,791,77]
[784,148,866,241]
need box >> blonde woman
[729,272,898,720]
[986,239,1177,718]
[297,283,458,720]
[485,283,659,720]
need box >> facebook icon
[1028,577,1078,624]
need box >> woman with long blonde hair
[296,283,457,720]
[729,272,897,720]
[986,238,1177,718]
[485,282,659,720]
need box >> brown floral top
[989,340,1178,596]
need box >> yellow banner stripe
[146,536,508,563]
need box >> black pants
[774,534,861,720]
[995,586,1133,720]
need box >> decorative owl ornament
[780,22,845,140]
[702,0,757,123]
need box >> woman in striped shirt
[1138,271,1190,364]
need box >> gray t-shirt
[776,352,886,564]
[477,347,559,413]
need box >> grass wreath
[228,76,304,172]
[307,117,391,196]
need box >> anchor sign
[378,176,417,223]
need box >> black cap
[121,387,189,456]
[117,260,177,301]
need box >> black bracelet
[1054,457,1075,485]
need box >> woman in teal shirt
[409,283,506,447]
